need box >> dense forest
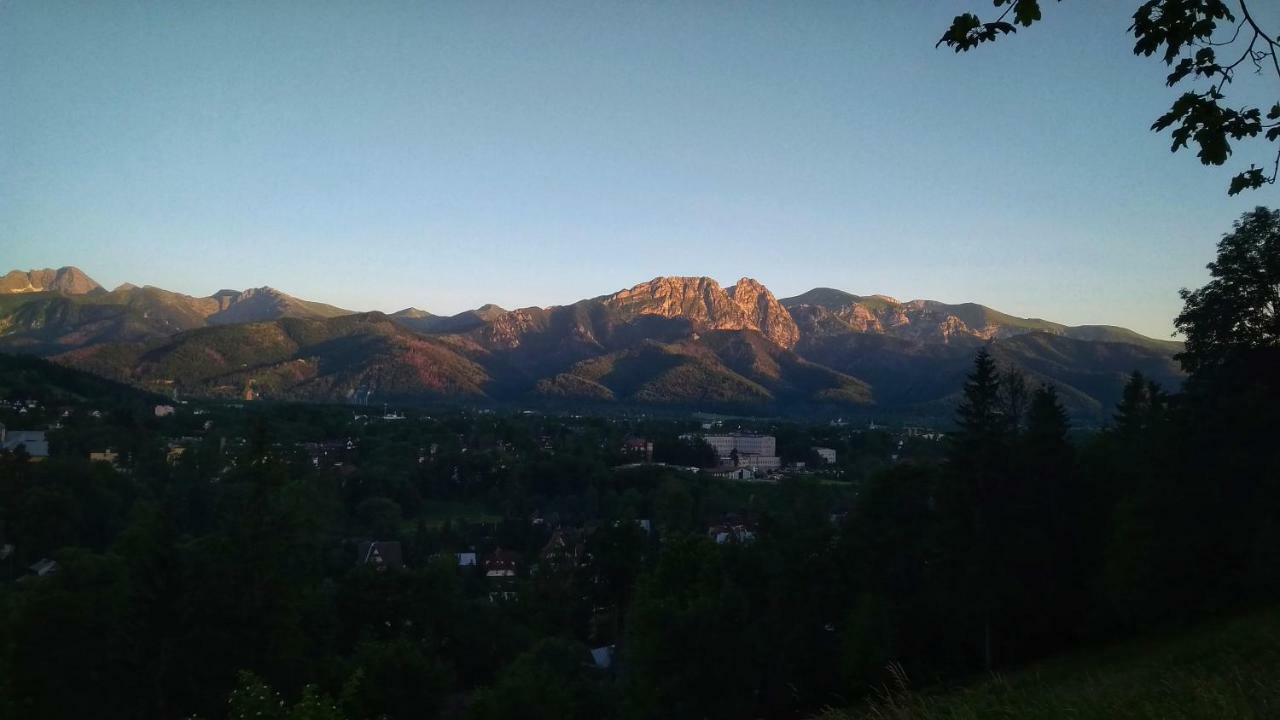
[1,209,1278,719]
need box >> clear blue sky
[3,1,1275,338]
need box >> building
[738,454,780,470]
[710,467,754,480]
[456,552,477,568]
[357,541,404,571]
[621,436,654,462]
[702,433,776,459]
[590,645,616,670]
[154,405,176,417]
[538,528,587,572]
[484,549,519,578]
[697,433,781,470]
[166,445,187,464]
[813,447,837,464]
[29,558,59,577]
[89,449,119,464]
[484,549,520,603]
[0,424,49,460]
[707,522,756,545]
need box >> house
[484,549,519,578]
[590,645,616,670]
[0,424,49,460]
[621,436,654,462]
[484,549,520,602]
[357,541,404,571]
[166,444,187,464]
[29,558,58,577]
[538,529,586,572]
[708,522,756,545]
[89,449,119,464]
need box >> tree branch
[1238,0,1280,77]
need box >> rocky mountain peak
[604,276,799,348]
[725,277,800,349]
[1,266,102,295]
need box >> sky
[3,1,1277,339]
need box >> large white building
[703,434,775,458]
[700,434,780,470]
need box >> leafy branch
[939,0,1280,195]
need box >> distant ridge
[779,287,1181,353]
[0,268,1183,421]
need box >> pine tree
[945,348,1013,670]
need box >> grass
[815,606,1280,720]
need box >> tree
[354,496,403,539]
[224,671,346,720]
[1000,366,1031,433]
[1024,384,1071,454]
[468,639,614,720]
[1113,371,1168,435]
[942,348,1014,670]
[940,1,1280,195]
[1175,207,1280,373]
[1007,384,1079,658]
[951,349,1011,463]
[654,476,695,535]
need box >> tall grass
[815,606,1280,720]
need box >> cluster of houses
[4,399,40,415]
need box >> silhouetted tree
[1175,207,1280,374]
[942,348,1013,670]
[939,2,1280,195]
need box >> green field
[817,606,1280,720]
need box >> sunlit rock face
[603,276,800,349]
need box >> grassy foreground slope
[817,606,1280,720]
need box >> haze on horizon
[3,1,1272,339]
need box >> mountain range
[0,266,1185,422]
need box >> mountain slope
[59,313,490,402]
[0,352,162,405]
[0,283,355,353]
[796,329,1182,421]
